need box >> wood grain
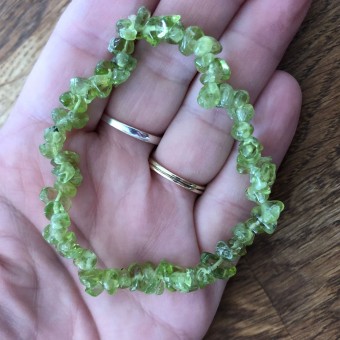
[1,1,339,339]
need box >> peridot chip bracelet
[39,6,284,296]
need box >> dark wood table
[1,1,339,339]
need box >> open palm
[0,1,310,339]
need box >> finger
[100,1,245,143]
[196,71,302,250]
[5,0,159,134]
[151,0,311,190]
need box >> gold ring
[149,159,206,195]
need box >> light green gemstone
[235,103,255,122]
[90,74,113,98]
[233,90,250,108]
[231,121,254,141]
[52,162,76,183]
[169,269,198,292]
[53,150,80,166]
[73,249,97,270]
[95,60,115,75]
[54,181,77,198]
[69,168,83,187]
[245,217,263,234]
[251,200,284,234]
[60,92,87,113]
[57,231,77,256]
[40,187,58,203]
[44,200,67,220]
[79,269,104,296]
[142,16,163,46]
[232,223,255,246]
[195,53,215,73]
[108,38,135,55]
[197,82,221,109]
[166,24,185,44]
[237,137,263,171]
[117,18,137,41]
[250,158,276,189]
[51,108,72,132]
[50,212,71,230]
[194,36,222,57]
[179,26,204,55]
[135,6,151,32]
[200,58,230,84]
[112,68,131,86]
[213,263,237,280]
[70,77,92,98]
[115,52,137,72]
[195,264,215,288]
[218,83,234,110]
[227,238,247,257]
[246,185,271,204]
[67,111,89,129]
[215,241,237,261]
[102,269,120,295]
[118,269,132,289]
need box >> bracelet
[39,6,284,296]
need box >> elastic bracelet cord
[39,6,284,296]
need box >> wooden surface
[0,1,339,339]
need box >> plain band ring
[149,159,206,195]
[101,114,161,145]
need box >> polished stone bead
[39,187,58,204]
[135,6,151,32]
[179,26,204,55]
[44,200,69,220]
[235,103,255,122]
[245,217,263,234]
[169,268,198,292]
[117,18,137,41]
[195,264,215,288]
[89,75,113,98]
[51,108,73,132]
[73,249,97,270]
[233,89,250,108]
[108,37,135,55]
[237,137,263,171]
[79,269,104,296]
[50,212,71,230]
[40,127,66,158]
[95,60,115,75]
[52,162,76,184]
[57,232,77,257]
[194,36,222,57]
[218,83,234,110]
[143,15,183,46]
[197,82,221,109]
[200,58,230,84]
[213,262,237,280]
[59,92,87,113]
[118,269,132,289]
[53,150,80,166]
[251,200,285,234]
[215,241,238,261]
[232,223,255,246]
[250,158,277,190]
[231,121,254,141]
[102,269,120,295]
[115,52,137,71]
[69,77,95,103]
[246,185,271,204]
[54,181,77,198]
[195,53,215,73]
[112,68,131,86]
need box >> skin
[0,0,311,339]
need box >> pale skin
[0,0,311,339]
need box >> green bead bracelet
[39,6,284,297]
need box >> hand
[0,1,310,338]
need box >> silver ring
[149,158,206,195]
[101,114,161,145]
